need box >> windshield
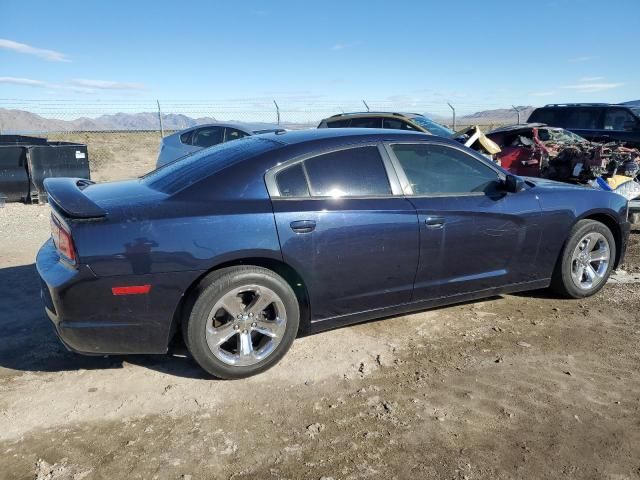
[539,128,587,144]
[630,107,640,119]
[409,116,455,137]
[142,136,280,194]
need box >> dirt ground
[1,163,640,479]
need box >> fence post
[273,100,280,126]
[512,105,521,125]
[157,100,164,137]
[447,102,456,130]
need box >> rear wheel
[184,266,299,379]
[551,220,615,298]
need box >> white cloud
[0,38,70,62]
[579,76,604,82]
[0,76,146,93]
[0,76,48,87]
[562,82,624,92]
[69,79,146,90]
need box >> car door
[267,144,420,321]
[385,141,543,300]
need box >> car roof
[323,111,422,120]
[540,103,628,108]
[257,127,432,146]
[177,121,281,134]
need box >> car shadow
[0,263,564,379]
[0,263,211,380]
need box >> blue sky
[1,0,638,117]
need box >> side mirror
[504,174,524,193]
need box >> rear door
[268,144,419,321]
[385,142,542,300]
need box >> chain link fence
[0,99,520,181]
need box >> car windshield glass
[540,128,587,144]
[409,116,455,137]
[629,107,640,118]
[142,136,280,194]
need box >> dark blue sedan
[37,129,630,378]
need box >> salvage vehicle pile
[487,123,640,203]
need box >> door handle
[290,220,316,233]
[424,216,445,229]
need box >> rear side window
[392,144,498,195]
[350,117,383,128]
[192,127,224,148]
[276,164,309,197]
[304,146,391,197]
[565,108,602,129]
[326,119,351,128]
[528,108,560,125]
[180,130,194,145]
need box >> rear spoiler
[44,177,106,219]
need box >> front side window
[604,108,638,131]
[349,117,383,128]
[192,127,224,148]
[303,146,391,197]
[383,118,418,131]
[392,144,498,195]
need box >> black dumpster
[0,135,90,203]
[0,145,30,202]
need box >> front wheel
[184,266,300,379]
[551,219,616,298]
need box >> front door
[268,144,419,321]
[386,142,542,300]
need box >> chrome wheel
[570,232,610,291]
[205,284,287,366]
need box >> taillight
[50,215,76,263]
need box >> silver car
[156,122,283,168]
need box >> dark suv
[527,103,640,147]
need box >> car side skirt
[307,278,551,334]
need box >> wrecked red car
[487,123,640,183]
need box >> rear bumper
[37,239,201,355]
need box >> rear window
[143,136,280,194]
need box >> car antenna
[362,100,370,112]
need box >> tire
[184,266,299,379]
[550,219,616,298]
